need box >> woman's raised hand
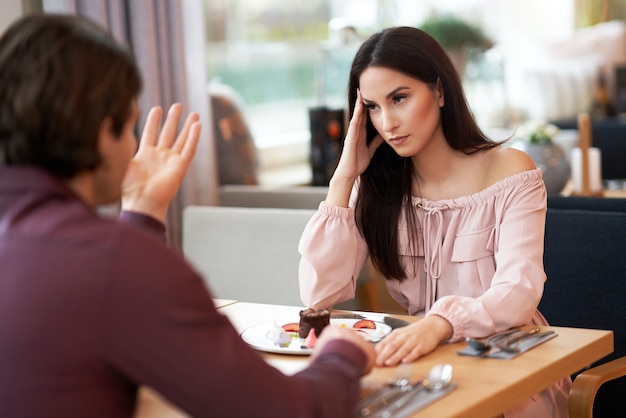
[121,103,201,223]
[334,90,384,181]
[326,90,384,207]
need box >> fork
[357,363,415,416]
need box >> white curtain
[42,0,219,250]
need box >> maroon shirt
[0,167,366,418]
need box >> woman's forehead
[359,67,423,97]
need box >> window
[204,0,337,182]
[203,0,575,185]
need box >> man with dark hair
[0,13,374,418]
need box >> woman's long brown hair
[347,26,498,279]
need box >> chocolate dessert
[298,308,330,339]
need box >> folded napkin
[457,331,558,359]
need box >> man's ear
[97,117,114,159]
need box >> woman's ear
[436,78,444,107]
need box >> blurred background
[2,0,625,189]
[202,0,626,186]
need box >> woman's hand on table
[375,315,452,366]
[312,325,376,375]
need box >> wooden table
[136,302,613,418]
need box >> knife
[497,327,541,349]
[384,316,411,330]
[497,330,557,353]
[330,313,410,330]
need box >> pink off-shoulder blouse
[299,168,550,340]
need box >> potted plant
[517,120,560,144]
[511,120,570,194]
[418,14,493,75]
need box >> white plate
[241,317,392,355]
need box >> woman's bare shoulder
[483,146,536,184]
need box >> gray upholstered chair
[183,205,315,306]
[219,185,328,210]
[540,195,626,418]
[214,185,381,311]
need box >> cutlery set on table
[354,326,559,416]
[355,363,456,418]
[458,326,558,359]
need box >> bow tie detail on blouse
[420,204,445,311]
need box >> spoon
[466,327,523,351]
[379,363,453,418]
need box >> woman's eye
[364,103,378,111]
[393,95,406,104]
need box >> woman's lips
[388,135,408,146]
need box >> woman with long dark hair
[299,26,570,417]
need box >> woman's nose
[381,110,397,133]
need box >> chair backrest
[182,205,315,306]
[215,185,372,311]
[540,196,626,365]
[539,196,626,416]
[547,195,626,212]
[219,185,328,210]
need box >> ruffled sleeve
[298,201,369,309]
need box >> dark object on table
[539,196,626,418]
[309,107,344,186]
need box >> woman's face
[359,66,445,158]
